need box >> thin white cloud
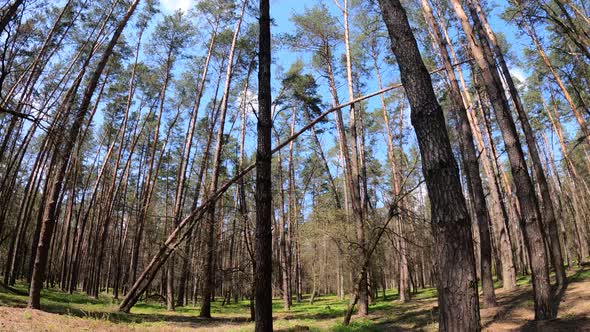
[160,0,193,13]
[510,67,527,83]
[236,88,259,118]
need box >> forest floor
[1,268,590,331]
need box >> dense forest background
[0,0,589,330]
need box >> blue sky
[154,0,558,201]
[159,0,528,61]
[75,0,572,215]
[157,0,534,158]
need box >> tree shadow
[374,308,435,331]
[481,287,533,329]
[0,287,250,329]
[519,316,590,331]
[483,268,587,331]
[280,308,347,321]
[275,325,312,332]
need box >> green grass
[569,268,590,282]
[331,319,381,332]
[1,268,588,331]
[0,285,409,331]
[516,274,532,286]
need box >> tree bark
[422,0,496,308]
[451,0,555,320]
[255,0,273,330]
[377,0,481,330]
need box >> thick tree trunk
[254,0,273,330]
[377,0,481,330]
[451,0,554,320]
[432,0,517,291]
[422,0,496,308]
[469,0,566,287]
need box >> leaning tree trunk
[469,0,566,287]
[377,0,481,330]
[175,22,218,308]
[451,0,555,320]
[421,0,496,308]
[27,0,140,309]
[199,0,246,318]
[114,70,417,313]
[435,9,516,288]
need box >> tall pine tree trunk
[378,0,481,330]
[254,0,273,330]
[451,0,555,320]
[422,0,496,308]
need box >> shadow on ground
[0,288,250,329]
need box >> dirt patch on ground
[480,274,590,331]
[0,306,252,332]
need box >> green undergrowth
[0,267,588,331]
[569,268,590,282]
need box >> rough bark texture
[254,0,273,330]
[377,0,481,330]
[422,0,496,308]
[450,0,555,320]
[468,0,566,288]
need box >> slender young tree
[28,0,140,309]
